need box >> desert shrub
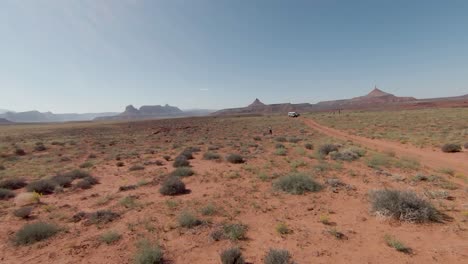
[318,144,339,156]
[173,155,190,168]
[210,229,225,241]
[159,176,187,195]
[134,240,163,264]
[275,137,287,142]
[220,247,245,264]
[275,143,285,149]
[88,153,97,159]
[370,189,440,223]
[88,210,120,225]
[274,148,287,156]
[367,153,392,168]
[100,231,122,245]
[276,223,291,235]
[226,154,244,164]
[119,185,138,191]
[71,211,87,223]
[273,174,322,195]
[178,211,202,228]
[76,176,99,189]
[0,165,5,170]
[170,167,195,177]
[0,188,15,200]
[129,165,145,171]
[14,206,34,219]
[51,175,73,188]
[464,142,468,149]
[264,249,291,264]
[208,145,220,151]
[288,137,302,143]
[179,149,194,159]
[253,136,262,141]
[330,148,364,161]
[304,143,314,150]
[223,223,247,241]
[163,155,171,161]
[62,169,91,180]
[116,161,125,167]
[34,143,46,152]
[51,141,65,146]
[384,235,412,254]
[15,222,59,245]
[15,148,26,156]
[203,152,221,160]
[0,178,27,190]
[79,161,93,168]
[26,179,56,194]
[120,196,138,209]
[201,204,216,216]
[441,143,462,153]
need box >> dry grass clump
[178,211,202,228]
[76,176,99,190]
[26,179,56,195]
[0,178,27,190]
[226,154,244,164]
[13,206,34,219]
[88,210,120,225]
[330,147,365,161]
[264,249,292,264]
[370,189,440,223]
[170,167,195,177]
[173,155,190,168]
[100,231,122,245]
[220,247,245,264]
[273,174,322,195]
[203,152,221,160]
[384,235,412,254]
[133,239,164,264]
[15,222,59,245]
[318,144,339,156]
[0,188,15,200]
[159,176,187,195]
[441,143,462,153]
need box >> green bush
[178,211,202,228]
[134,240,163,264]
[170,167,195,177]
[201,204,216,216]
[226,154,244,164]
[173,155,190,168]
[0,178,27,190]
[221,247,245,264]
[159,176,187,195]
[26,179,56,194]
[203,152,221,160]
[223,223,247,241]
[14,206,33,219]
[15,222,59,245]
[264,249,291,264]
[370,189,440,223]
[441,143,462,153]
[273,174,322,195]
[0,188,15,200]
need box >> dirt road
[303,118,468,174]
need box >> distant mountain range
[0,111,119,123]
[213,88,468,115]
[0,109,11,114]
[0,118,13,124]
[95,104,216,120]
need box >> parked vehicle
[288,112,300,117]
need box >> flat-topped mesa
[365,87,393,97]
[248,98,266,108]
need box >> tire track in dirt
[303,117,468,174]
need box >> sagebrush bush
[318,144,339,156]
[76,176,99,190]
[159,176,187,195]
[275,137,287,142]
[464,142,468,149]
[0,188,15,200]
[170,167,195,177]
[14,206,34,219]
[273,174,322,195]
[264,249,291,264]
[275,148,287,156]
[330,147,365,161]
[119,185,138,191]
[226,154,244,164]
[15,222,59,245]
[203,152,221,160]
[275,143,285,149]
[304,143,314,150]
[79,161,93,168]
[134,240,164,264]
[178,211,202,228]
[173,155,190,168]
[0,164,5,170]
[288,137,302,143]
[51,175,73,188]
[441,143,462,153]
[0,178,27,190]
[116,161,125,167]
[62,169,90,180]
[179,149,194,159]
[88,210,120,225]
[370,189,440,223]
[223,223,247,241]
[129,165,145,171]
[100,231,122,245]
[15,148,26,156]
[201,204,216,216]
[26,179,56,194]
[34,143,46,152]
[221,247,245,264]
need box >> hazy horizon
[1,0,468,113]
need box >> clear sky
[1,0,467,113]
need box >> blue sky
[1,0,467,113]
